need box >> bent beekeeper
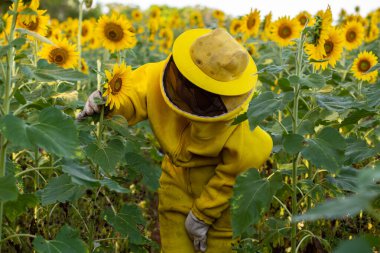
[78,28,273,253]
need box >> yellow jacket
[110,56,273,224]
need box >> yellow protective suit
[110,56,273,253]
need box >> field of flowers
[0,0,379,252]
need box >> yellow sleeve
[108,63,153,126]
[191,124,273,224]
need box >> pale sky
[93,0,379,19]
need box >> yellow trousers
[158,156,235,253]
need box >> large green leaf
[247,92,282,130]
[301,127,346,172]
[33,225,88,253]
[20,59,88,82]
[0,107,78,157]
[37,174,85,206]
[85,139,124,175]
[0,175,18,202]
[62,160,99,187]
[103,204,148,245]
[4,193,38,222]
[333,237,372,253]
[344,138,378,165]
[231,170,283,236]
[282,133,304,155]
[316,94,359,112]
[300,73,326,89]
[125,152,161,191]
[293,193,375,222]
[294,165,380,222]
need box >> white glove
[185,211,210,252]
[76,90,104,121]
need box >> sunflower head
[343,21,365,50]
[229,19,243,35]
[96,13,136,52]
[306,27,344,70]
[103,63,132,110]
[17,9,49,36]
[212,10,225,21]
[306,6,332,47]
[131,10,143,21]
[351,51,378,82]
[39,39,79,69]
[149,6,161,19]
[270,16,301,47]
[241,9,260,37]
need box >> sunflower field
[0,0,379,252]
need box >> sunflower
[80,58,89,74]
[39,39,79,69]
[189,11,204,28]
[10,0,40,24]
[270,16,301,47]
[260,12,272,41]
[351,51,378,82]
[149,6,161,20]
[81,19,93,43]
[103,63,132,110]
[364,15,379,43]
[246,43,258,58]
[342,21,364,50]
[306,27,344,70]
[241,9,260,37]
[131,10,143,22]
[17,9,49,36]
[296,11,314,27]
[229,19,243,35]
[96,13,136,52]
[314,7,332,45]
[213,10,225,23]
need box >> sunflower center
[358,60,371,72]
[324,40,334,55]
[82,26,88,37]
[110,76,123,94]
[49,48,68,65]
[346,30,357,42]
[23,18,39,31]
[300,16,307,25]
[104,23,124,42]
[234,23,241,31]
[279,25,292,39]
[247,16,256,29]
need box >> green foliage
[232,170,283,236]
[0,107,79,157]
[103,204,149,245]
[37,174,86,206]
[33,225,88,253]
[0,175,18,202]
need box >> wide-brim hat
[172,28,258,96]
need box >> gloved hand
[76,90,104,121]
[185,210,210,252]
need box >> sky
[92,0,379,19]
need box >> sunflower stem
[77,0,84,91]
[290,27,306,253]
[0,1,19,250]
[96,58,104,146]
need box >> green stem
[77,0,84,91]
[0,233,36,243]
[0,1,19,250]
[15,166,59,178]
[291,30,306,253]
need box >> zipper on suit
[173,122,191,160]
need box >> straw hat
[172,28,258,96]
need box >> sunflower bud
[84,0,93,8]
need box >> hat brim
[172,29,258,96]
